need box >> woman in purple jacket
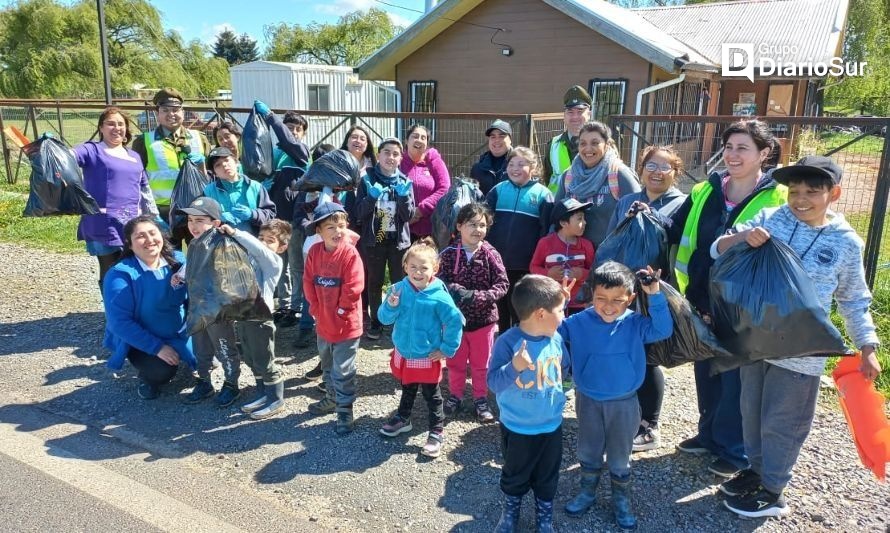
[400,124,451,240]
[76,107,158,286]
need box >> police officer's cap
[563,86,592,109]
[153,88,184,108]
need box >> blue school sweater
[487,327,570,435]
[558,294,672,401]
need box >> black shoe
[138,381,159,400]
[304,362,323,380]
[708,458,742,478]
[724,486,790,518]
[365,325,382,340]
[215,382,240,408]
[677,436,709,455]
[443,395,462,416]
[317,380,327,394]
[277,310,297,328]
[184,379,214,404]
[293,328,315,349]
[272,309,285,324]
[719,468,762,497]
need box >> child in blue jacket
[558,261,672,530]
[377,237,464,458]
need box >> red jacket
[303,240,365,342]
[529,232,594,308]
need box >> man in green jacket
[542,85,592,194]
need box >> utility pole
[97,0,112,104]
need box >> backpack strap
[607,169,621,201]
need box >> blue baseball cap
[303,201,346,233]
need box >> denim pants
[740,361,820,494]
[693,361,748,469]
[234,320,282,384]
[317,336,360,407]
[298,296,315,330]
[192,320,241,384]
[576,392,640,477]
[281,228,307,311]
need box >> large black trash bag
[596,210,669,273]
[295,149,361,192]
[637,281,732,368]
[708,238,849,373]
[185,229,272,335]
[168,159,210,228]
[241,108,273,180]
[431,177,483,249]
[22,134,100,217]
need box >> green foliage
[212,29,259,66]
[0,191,81,254]
[0,0,230,99]
[264,8,398,66]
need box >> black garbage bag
[295,149,361,192]
[431,177,483,249]
[168,159,210,228]
[708,238,849,373]
[241,109,273,180]
[637,281,732,368]
[596,210,669,273]
[22,134,100,217]
[185,229,272,335]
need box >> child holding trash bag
[353,137,416,340]
[558,262,672,529]
[377,238,464,458]
[303,202,365,435]
[666,119,786,479]
[437,202,509,423]
[711,156,881,519]
[173,197,243,407]
[202,147,277,236]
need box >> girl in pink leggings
[438,203,509,422]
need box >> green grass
[828,284,890,398]
[819,132,886,155]
[0,183,82,254]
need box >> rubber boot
[610,473,637,530]
[249,380,285,420]
[564,469,601,516]
[240,380,267,414]
[535,497,555,533]
[494,492,523,533]
[335,404,354,435]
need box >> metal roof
[634,0,848,68]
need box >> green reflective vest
[674,180,787,294]
[143,129,205,205]
[547,136,572,194]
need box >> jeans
[279,228,307,311]
[298,296,315,330]
[576,392,640,477]
[446,323,497,400]
[499,424,563,500]
[693,361,748,469]
[317,336,360,407]
[126,348,177,386]
[362,242,405,329]
[740,361,819,494]
[192,321,241,383]
[235,320,281,384]
[397,382,444,433]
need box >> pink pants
[446,323,497,400]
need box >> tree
[264,8,398,66]
[235,33,259,64]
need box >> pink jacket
[400,147,450,236]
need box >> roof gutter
[631,72,686,169]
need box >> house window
[408,80,437,139]
[588,79,627,122]
[377,87,398,113]
[307,84,330,111]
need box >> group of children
[168,115,879,531]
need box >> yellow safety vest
[674,180,787,294]
[143,129,205,205]
[548,136,572,194]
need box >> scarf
[369,164,399,187]
[567,149,618,200]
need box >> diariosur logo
[721,43,867,83]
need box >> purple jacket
[75,142,157,247]
[438,240,509,331]
[400,147,450,236]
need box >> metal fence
[610,114,890,290]
[1,101,887,290]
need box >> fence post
[349,114,357,126]
[55,101,64,141]
[28,105,39,140]
[862,119,890,288]
[0,107,12,184]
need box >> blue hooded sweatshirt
[377,277,464,358]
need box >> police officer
[542,86,592,194]
[133,88,211,246]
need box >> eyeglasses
[644,162,674,172]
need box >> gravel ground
[0,242,887,532]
